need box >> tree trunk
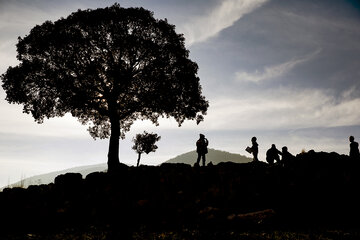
[107,114,121,173]
[137,153,141,167]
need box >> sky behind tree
[1,0,359,187]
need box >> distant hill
[1,163,107,190]
[165,148,252,165]
[1,149,251,190]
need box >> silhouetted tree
[1,4,208,173]
[132,131,161,167]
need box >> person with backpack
[196,134,209,166]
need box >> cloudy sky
[1,0,360,187]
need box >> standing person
[349,136,360,160]
[196,134,209,166]
[251,136,259,162]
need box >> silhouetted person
[250,136,259,162]
[281,146,294,160]
[266,144,281,165]
[281,146,295,165]
[349,136,360,160]
[196,134,209,166]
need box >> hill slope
[2,149,251,190]
[1,163,107,190]
[165,148,252,165]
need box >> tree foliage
[1,4,208,171]
[132,131,161,167]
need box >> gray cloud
[199,87,360,131]
[179,0,269,46]
[235,49,321,83]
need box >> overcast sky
[1,0,360,187]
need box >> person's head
[350,136,355,142]
[271,144,276,149]
[200,134,205,139]
[282,146,288,153]
[251,136,257,142]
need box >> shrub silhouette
[1,4,208,173]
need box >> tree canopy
[132,131,161,167]
[1,4,209,172]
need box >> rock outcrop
[1,151,359,235]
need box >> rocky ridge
[0,151,359,237]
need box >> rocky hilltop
[1,151,360,239]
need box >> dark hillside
[1,151,360,239]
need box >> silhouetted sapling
[132,131,161,167]
[1,4,208,173]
